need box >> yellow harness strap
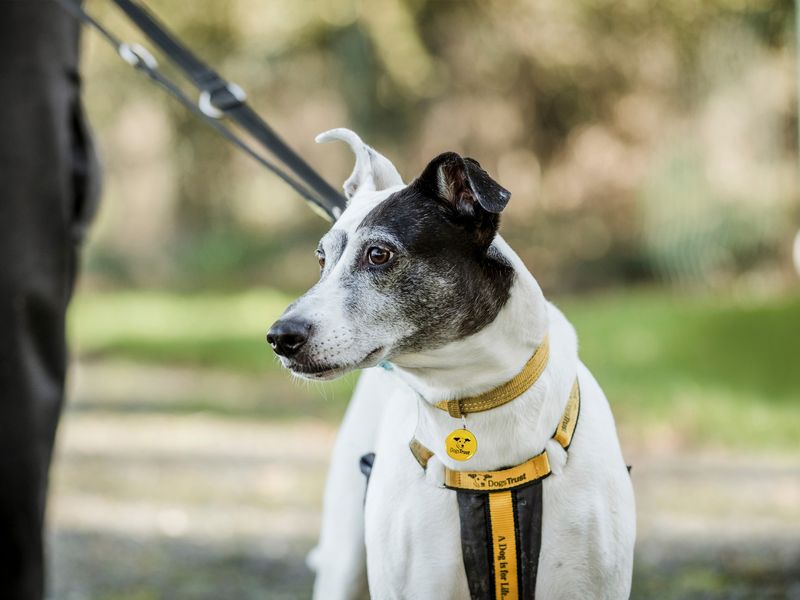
[434,337,550,418]
[445,451,551,492]
[409,438,434,469]
[489,491,519,598]
[553,379,580,451]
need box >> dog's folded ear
[413,152,511,246]
[316,128,404,201]
[417,152,511,215]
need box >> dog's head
[452,436,472,450]
[467,473,493,488]
[267,128,515,380]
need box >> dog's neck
[391,236,548,401]
[391,236,579,471]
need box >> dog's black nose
[267,318,311,358]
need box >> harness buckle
[199,82,247,119]
[117,43,158,70]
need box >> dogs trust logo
[467,472,528,489]
[447,436,473,458]
[445,428,477,461]
[467,473,493,488]
[453,436,471,450]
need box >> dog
[267,128,636,599]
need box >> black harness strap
[55,0,347,221]
[456,481,544,600]
[457,491,496,599]
[513,482,544,599]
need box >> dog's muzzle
[267,318,311,358]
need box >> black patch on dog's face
[351,154,515,355]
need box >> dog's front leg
[310,368,387,600]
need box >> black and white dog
[267,129,635,599]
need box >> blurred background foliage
[79,0,798,294]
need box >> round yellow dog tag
[445,429,477,461]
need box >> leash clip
[118,43,158,70]
[199,82,247,119]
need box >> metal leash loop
[199,82,247,119]
[118,43,158,70]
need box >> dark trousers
[0,2,99,598]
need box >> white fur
[275,185,407,379]
[316,128,403,199]
[302,131,636,599]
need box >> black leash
[55,0,347,221]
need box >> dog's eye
[316,250,325,269]
[367,246,393,266]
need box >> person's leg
[0,2,99,598]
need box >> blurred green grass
[69,288,800,451]
[559,291,800,451]
[69,289,286,373]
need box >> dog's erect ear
[316,128,403,201]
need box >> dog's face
[267,129,515,380]
[452,436,472,450]
[467,473,492,488]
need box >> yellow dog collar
[434,336,550,418]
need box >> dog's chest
[363,388,473,599]
[357,362,636,599]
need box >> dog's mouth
[287,347,385,381]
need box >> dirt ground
[47,362,800,599]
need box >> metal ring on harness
[199,83,247,119]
